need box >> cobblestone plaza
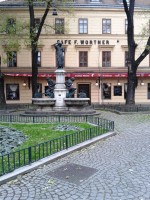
[1,111,150,200]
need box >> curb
[0,131,116,185]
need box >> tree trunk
[0,75,6,105]
[126,71,137,104]
[31,46,38,98]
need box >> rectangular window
[125,19,128,34]
[6,18,16,34]
[6,84,19,100]
[114,86,122,96]
[103,83,111,99]
[148,83,150,99]
[102,51,111,67]
[102,19,111,34]
[35,18,40,33]
[79,18,88,34]
[55,18,64,34]
[79,51,88,67]
[125,51,129,67]
[37,51,41,67]
[7,51,17,67]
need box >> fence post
[90,128,92,139]
[28,147,32,164]
[66,135,68,149]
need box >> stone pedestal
[53,69,68,111]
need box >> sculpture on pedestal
[65,77,76,98]
[55,42,64,69]
[45,77,56,98]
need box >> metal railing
[0,115,114,176]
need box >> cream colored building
[0,0,150,104]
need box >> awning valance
[4,72,150,78]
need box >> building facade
[0,0,150,105]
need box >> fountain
[25,42,96,116]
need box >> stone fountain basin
[32,98,56,106]
[64,98,90,106]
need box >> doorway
[77,83,91,104]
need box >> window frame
[6,18,16,34]
[35,18,40,33]
[102,51,111,67]
[102,83,111,99]
[6,84,20,100]
[79,51,88,67]
[79,18,88,34]
[125,51,129,67]
[7,51,17,67]
[114,85,122,96]
[55,18,64,34]
[102,19,111,34]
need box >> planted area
[0,121,111,176]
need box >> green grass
[0,122,108,176]
[0,122,93,149]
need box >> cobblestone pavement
[1,111,150,200]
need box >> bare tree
[123,0,150,104]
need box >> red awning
[4,72,150,78]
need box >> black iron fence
[0,115,114,176]
[93,104,150,113]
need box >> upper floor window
[6,18,16,34]
[79,51,88,67]
[55,18,64,34]
[7,51,17,67]
[102,19,111,34]
[125,19,128,34]
[79,19,88,34]
[35,18,40,33]
[102,51,111,67]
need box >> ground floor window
[6,84,19,100]
[103,83,111,99]
[114,85,122,96]
[148,83,150,99]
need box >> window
[103,83,111,99]
[37,51,41,67]
[125,51,129,67]
[79,51,88,67]
[6,84,19,100]
[102,19,111,34]
[55,18,64,34]
[148,83,150,99]
[114,86,122,96]
[6,18,16,34]
[7,51,17,67]
[125,19,128,34]
[0,56,1,67]
[35,18,40,33]
[102,51,111,67]
[79,19,88,34]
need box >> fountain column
[53,69,68,111]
